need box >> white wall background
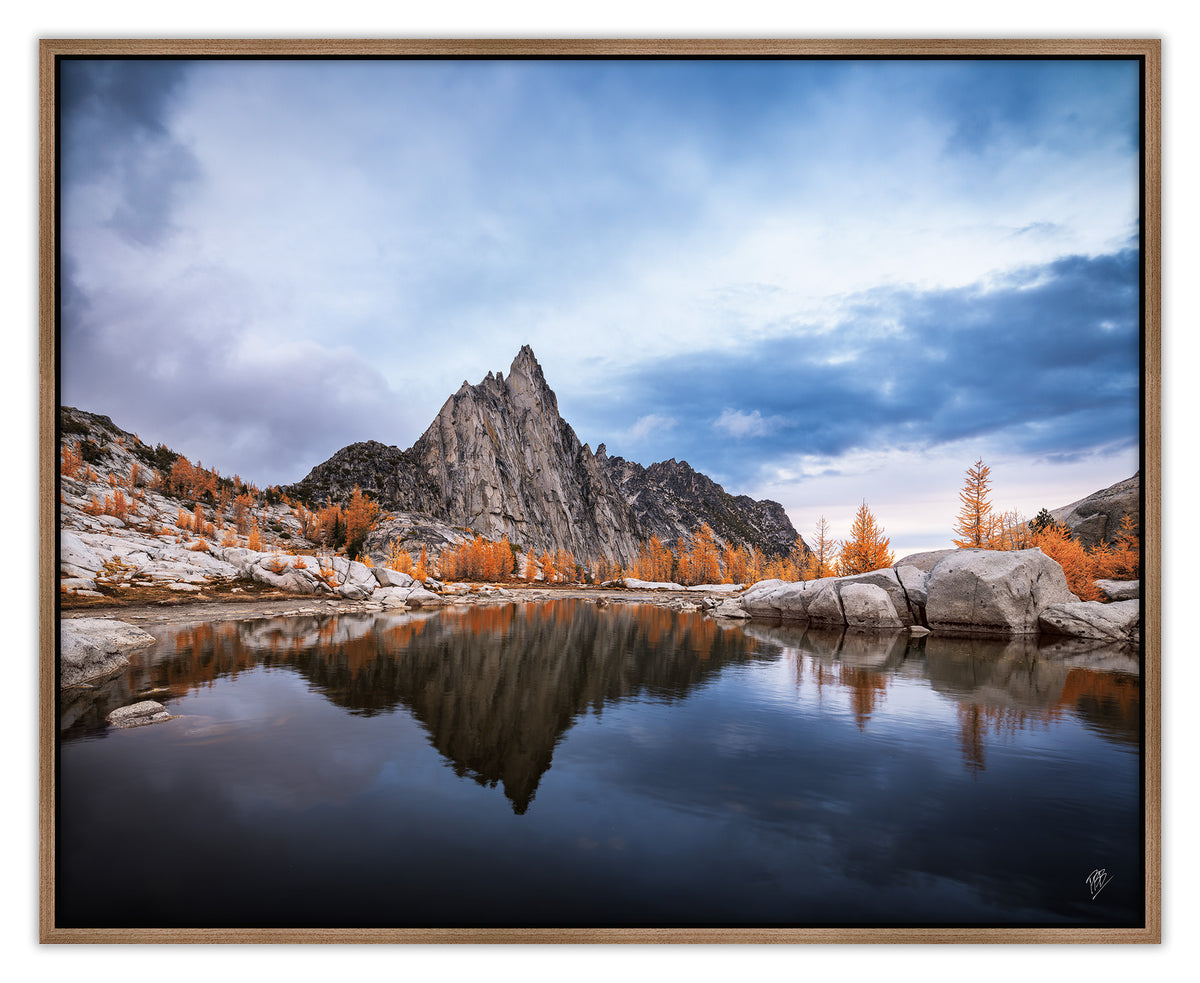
[5,2,1194,979]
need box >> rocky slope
[292,345,801,564]
[1050,472,1140,549]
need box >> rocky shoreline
[60,544,1141,698]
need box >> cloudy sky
[59,56,1142,556]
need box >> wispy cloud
[623,414,678,445]
[713,409,784,439]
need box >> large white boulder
[926,548,1077,635]
[337,560,378,599]
[739,579,790,618]
[373,567,416,588]
[806,581,845,626]
[834,569,915,626]
[60,618,156,687]
[1038,599,1140,643]
[894,564,929,608]
[840,583,904,629]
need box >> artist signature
[1085,868,1113,900]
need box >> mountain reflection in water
[65,601,1138,812]
[58,600,1142,928]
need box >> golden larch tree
[690,524,722,585]
[802,516,838,580]
[720,542,749,585]
[838,501,894,575]
[954,459,994,548]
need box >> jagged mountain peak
[291,351,803,564]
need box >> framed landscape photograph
[39,39,1160,943]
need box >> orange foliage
[234,492,254,535]
[1031,525,1099,601]
[415,546,430,583]
[248,521,263,552]
[687,524,722,585]
[103,490,129,521]
[953,459,994,548]
[344,486,381,552]
[83,494,102,516]
[802,516,838,581]
[838,501,894,575]
[631,535,674,582]
[387,539,415,575]
[554,547,577,583]
[986,509,1034,551]
[220,526,238,547]
[721,542,750,584]
[128,461,140,488]
[1094,512,1139,581]
[439,535,515,582]
[176,506,192,530]
[61,443,83,479]
[317,558,339,589]
[539,549,556,583]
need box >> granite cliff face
[291,346,800,565]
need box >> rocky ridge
[596,449,800,557]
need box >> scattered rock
[1097,579,1140,602]
[1038,599,1140,643]
[106,700,174,728]
[710,599,749,619]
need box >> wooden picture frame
[39,38,1161,944]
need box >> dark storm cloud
[60,60,200,246]
[592,248,1139,482]
[59,264,403,484]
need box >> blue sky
[59,57,1142,555]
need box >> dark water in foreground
[57,600,1143,928]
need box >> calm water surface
[57,599,1143,927]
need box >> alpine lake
[57,597,1144,929]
